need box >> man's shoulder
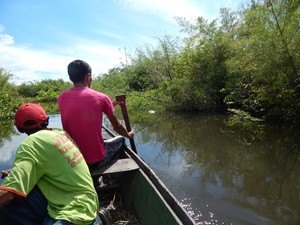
[85,89,111,100]
[60,87,73,93]
[29,129,63,140]
[59,87,107,96]
[57,89,71,100]
[86,88,105,95]
[21,129,69,151]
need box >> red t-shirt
[58,87,114,164]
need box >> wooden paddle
[116,95,137,153]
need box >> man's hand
[1,169,11,179]
[127,130,134,139]
[113,100,125,107]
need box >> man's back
[1,128,99,224]
[58,87,114,164]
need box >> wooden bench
[91,158,139,176]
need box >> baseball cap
[15,103,48,129]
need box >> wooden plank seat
[91,158,139,176]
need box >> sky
[0,0,248,84]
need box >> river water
[0,113,299,225]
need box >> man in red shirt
[58,59,134,172]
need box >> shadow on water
[132,112,300,225]
[1,113,299,225]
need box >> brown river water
[0,113,299,225]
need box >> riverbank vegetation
[0,0,299,126]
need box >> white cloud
[0,1,248,84]
[0,39,73,83]
[117,0,203,20]
[55,35,129,72]
[0,30,127,84]
[91,29,125,41]
[0,33,14,45]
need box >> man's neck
[73,82,87,88]
[26,127,51,136]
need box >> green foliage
[18,82,40,97]
[129,90,164,112]
[169,15,232,111]
[105,1,299,121]
[166,76,211,111]
[227,108,264,126]
[0,69,21,121]
[16,79,71,114]
[0,69,22,146]
[225,0,300,120]
[0,0,299,123]
[126,51,157,91]
[92,67,129,98]
[36,89,59,102]
[126,64,157,91]
[128,36,180,91]
[0,75,71,124]
[18,79,72,99]
[123,90,166,123]
[41,102,59,115]
[0,92,20,120]
[0,69,12,88]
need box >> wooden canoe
[91,126,196,225]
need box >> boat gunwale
[102,125,197,225]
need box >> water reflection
[0,113,299,225]
[133,113,300,225]
[0,120,18,148]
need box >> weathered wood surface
[91,158,139,176]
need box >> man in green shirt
[0,103,101,225]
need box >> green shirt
[1,128,99,225]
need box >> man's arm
[106,113,134,139]
[0,190,16,207]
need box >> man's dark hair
[17,118,49,134]
[68,60,92,83]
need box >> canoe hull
[117,169,183,225]
[98,126,196,225]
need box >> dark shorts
[0,186,47,225]
[88,136,125,172]
[0,186,102,225]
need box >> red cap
[15,103,48,129]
